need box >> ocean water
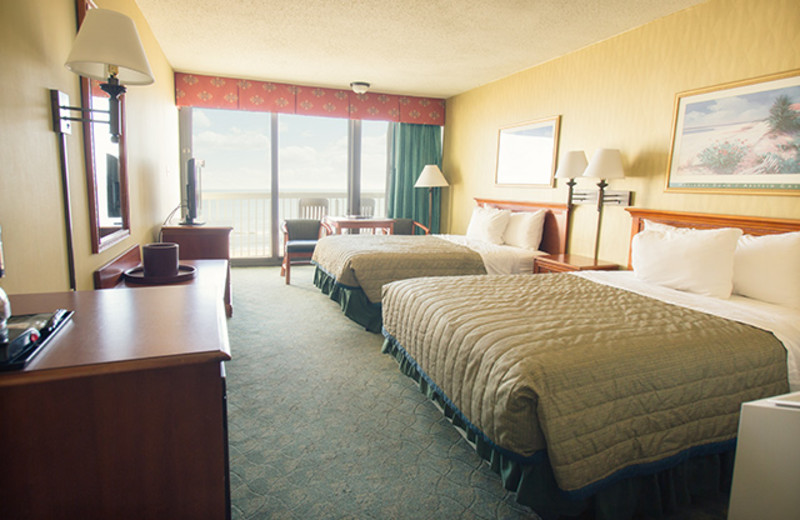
[200,192,384,258]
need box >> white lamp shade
[65,9,154,86]
[415,165,449,188]
[554,151,588,179]
[583,149,624,180]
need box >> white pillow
[733,231,800,309]
[503,210,546,250]
[643,219,679,233]
[465,206,511,245]
[631,226,742,298]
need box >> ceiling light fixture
[350,81,370,95]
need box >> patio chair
[359,198,376,217]
[298,198,329,220]
[280,219,325,285]
[393,219,430,235]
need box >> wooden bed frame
[626,208,800,268]
[475,198,569,255]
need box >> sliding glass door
[361,119,389,217]
[190,108,271,258]
[277,113,348,223]
[183,107,388,262]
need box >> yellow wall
[0,0,179,294]
[443,0,800,266]
[1,0,797,294]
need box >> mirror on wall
[78,0,131,253]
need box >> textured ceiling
[133,0,706,98]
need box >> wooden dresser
[0,287,231,519]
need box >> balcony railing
[200,190,386,258]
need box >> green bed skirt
[382,333,733,520]
[313,265,383,333]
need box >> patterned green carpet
[226,266,539,519]
[225,266,728,520]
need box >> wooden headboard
[626,208,800,268]
[474,198,569,255]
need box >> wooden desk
[0,288,231,519]
[324,216,395,235]
[160,226,233,316]
[117,258,231,317]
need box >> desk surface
[1,278,230,386]
[119,258,232,318]
[117,258,226,289]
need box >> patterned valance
[175,73,445,126]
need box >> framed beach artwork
[666,69,800,195]
[495,116,561,187]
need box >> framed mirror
[495,116,561,187]
[78,0,131,253]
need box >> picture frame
[495,116,561,187]
[666,69,800,195]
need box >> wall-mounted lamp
[49,8,153,291]
[350,81,370,95]
[554,150,588,209]
[59,8,154,142]
[414,165,449,231]
[583,149,625,262]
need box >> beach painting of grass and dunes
[667,70,800,193]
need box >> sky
[683,85,800,130]
[191,108,388,193]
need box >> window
[184,108,389,261]
[278,114,348,220]
[360,120,389,217]
[191,108,271,257]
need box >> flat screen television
[180,158,204,225]
[106,153,121,218]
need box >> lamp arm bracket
[50,89,117,141]
[58,104,111,115]
[572,188,632,207]
[60,116,111,124]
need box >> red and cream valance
[174,73,445,126]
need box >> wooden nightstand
[533,253,618,274]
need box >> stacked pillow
[465,206,546,250]
[631,220,800,308]
[503,210,547,250]
[465,206,510,244]
[732,231,800,309]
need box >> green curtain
[387,123,443,233]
